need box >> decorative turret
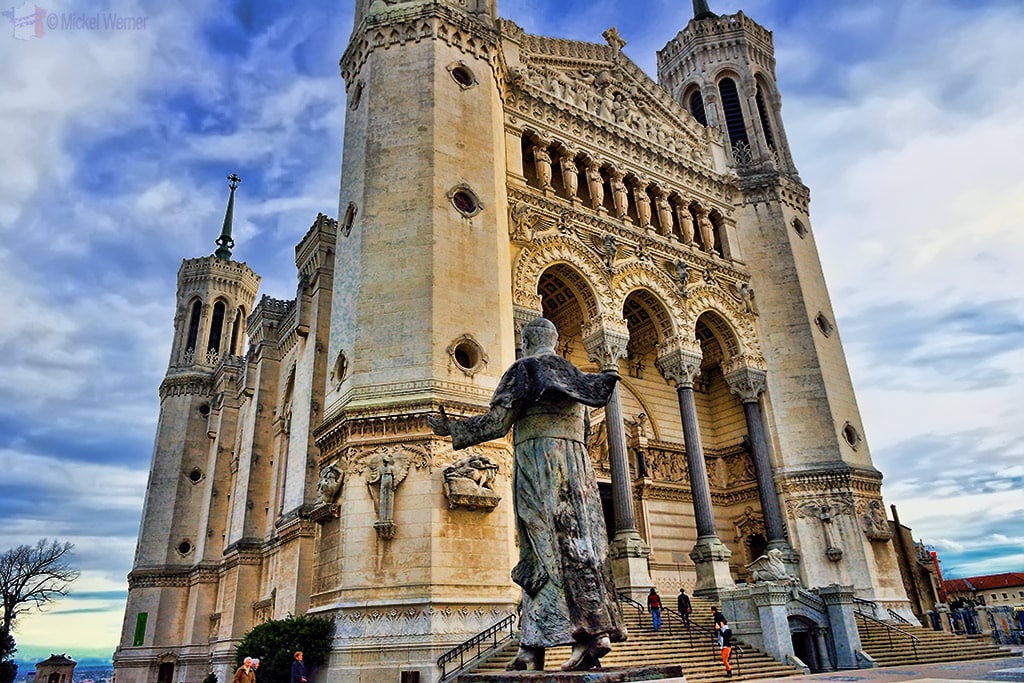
[214,173,241,260]
[658,2,799,175]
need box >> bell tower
[659,4,909,605]
[313,0,517,678]
[115,176,260,683]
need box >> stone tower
[659,5,907,599]
[114,177,261,683]
[311,0,520,677]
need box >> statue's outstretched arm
[448,404,516,450]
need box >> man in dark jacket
[677,588,692,629]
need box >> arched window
[185,300,202,356]
[688,88,708,126]
[208,301,226,355]
[755,83,776,151]
[718,77,749,151]
[230,307,244,355]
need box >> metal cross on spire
[214,173,241,260]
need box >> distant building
[33,655,75,683]
[945,573,1024,608]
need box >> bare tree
[0,539,80,656]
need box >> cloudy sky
[1,0,1022,660]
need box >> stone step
[856,619,1015,668]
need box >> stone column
[723,365,793,560]
[655,342,734,595]
[583,317,652,599]
[819,584,862,669]
[749,583,796,662]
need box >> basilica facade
[114,1,913,681]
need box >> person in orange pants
[712,607,733,677]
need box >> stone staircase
[856,615,1014,667]
[465,595,803,681]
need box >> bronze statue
[429,318,626,671]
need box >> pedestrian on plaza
[712,607,733,677]
[647,587,663,632]
[232,657,255,683]
[291,651,308,683]
[677,588,692,629]
[250,659,260,683]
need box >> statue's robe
[449,352,627,647]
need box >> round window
[188,468,203,484]
[815,312,834,337]
[842,422,861,449]
[450,65,476,88]
[448,335,487,376]
[177,540,193,555]
[452,190,478,215]
[198,404,211,416]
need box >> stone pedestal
[690,536,735,596]
[610,531,653,602]
[749,583,795,662]
[456,665,685,682]
[819,584,862,669]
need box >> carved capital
[724,367,767,404]
[655,341,703,388]
[749,583,793,607]
[582,316,630,370]
[818,584,857,606]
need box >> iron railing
[616,591,743,674]
[436,613,516,681]
[887,608,912,625]
[855,610,919,660]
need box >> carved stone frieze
[857,498,893,542]
[442,453,502,510]
[335,604,514,643]
[733,506,765,544]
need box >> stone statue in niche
[442,455,501,510]
[610,172,629,220]
[697,207,717,253]
[585,163,604,210]
[675,203,696,245]
[366,452,409,539]
[745,548,793,584]
[316,465,343,504]
[428,318,626,671]
[861,500,892,542]
[656,195,673,237]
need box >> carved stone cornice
[127,567,191,589]
[159,372,214,399]
[341,5,500,84]
[189,563,221,586]
[332,602,517,644]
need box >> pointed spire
[693,0,716,20]
[214,173,241,261]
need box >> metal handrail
[853,597,878,617]
[855,610,919,660]
[436,613,517,681]
[616,590,735,669]
[887,608,911,625]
